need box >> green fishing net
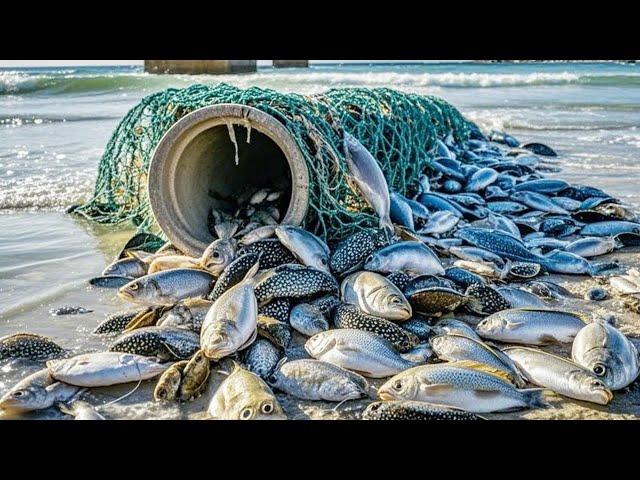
[72,83,472,241]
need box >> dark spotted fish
[109,326,200,360]
[254,264,338,304]
[362,401,483,420]
[206,253,260,302]
[329,228,389,276]
[0,333,65,361]
[237,239,296,269]
[49,306,93,316]
[333,304,419,353]
[508,262,541,279]
[386,272,413,292]
[456,228,543,264]
[465,284,511,315]
[257,316,292,349]
[444,267,486,290]
[399,317,433,341]
[93,309,149,335]
[258,298,292,324]
[242,338,282,380]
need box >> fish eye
[212,251,220,259]
[320,258,328,265]
[129,283,139,291]
[390,296,403,305]
[370,403,380,411]
[593,365,607,376]
[13,390,26,398]
[365,255,374,264]
[240,408,254,420]
[261,402,274,414]
[591,380,606,389]
[634,228,640,234]
[393,380,403,390]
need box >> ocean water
[1,62,640,419]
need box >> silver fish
[200,238,236,275]
[275,225,331,273]
[432,318,481,340]
[476,308,586,345]
[267,358,371,402]
[0,369,80,414]
[305,329,417,378]
[364,241,444,277]
[418,211,460,235]
[118,268,215,307]
[378,361,546,413]
[343,132,393,235]
[102,257,146,278]
[564,237,617,258]
[430,334,525,387]
[200,263,260,360]
[341,271,412,321]
[208,364,286,420]
[58,400,106,420]
[572,321,640,390]
[504,347,613,405]
[46,352,167,387]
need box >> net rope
[72,83,472,241]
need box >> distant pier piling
[273,60,309,68]
[144,60,257,75]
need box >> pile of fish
[2,127,640,421]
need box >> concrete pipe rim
[148,103,309,257]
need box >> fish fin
[505,320,525,331]
[451,360,515,384]
[125,250,156,264]
[124,308,158,332]
[522,388,549,408]
[422,383,455,394]
[237,329,258,352]
[273,355,288,373]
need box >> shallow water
[1,62,640,419]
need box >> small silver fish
[341,271,412,321]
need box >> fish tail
[522,388,549,409]
[589,262,620,276]
[380,217,395,242]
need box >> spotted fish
[109,326,200,360]
[254,264,338,304]
[0,333,65,361]
[207,253,260,302]
[237,239,297,269]
[362,401,484,420]
[332,303,419,352]
[329,229,389,276]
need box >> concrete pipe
[148,104,309,257]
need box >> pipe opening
[173,124,293,246]
[149,104,309,257]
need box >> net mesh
[72,83,472,241]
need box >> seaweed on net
[72,83,472,243]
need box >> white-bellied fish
[572,321,640,390]
[275,225,331,273]
[208,364,286,420]
[0,369,80,415]
[343,132,393,235]
[200,263,260,360]
[118,268,215,307]
[305,329,417,378]
[378,361,546,413]
[341,271,412,321]
[504,347,613,405]
[46,352,167,387]
[267,358,372,402]
[476,308,586,345]
[364,241,444,276]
